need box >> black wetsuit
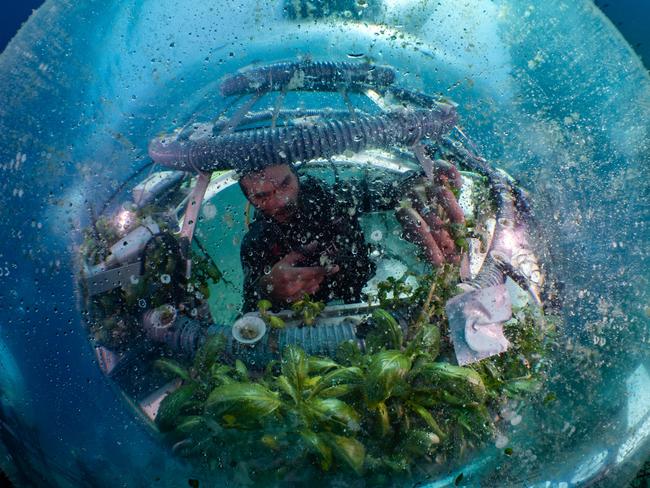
[240,171,418,312]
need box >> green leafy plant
[375,275,414,310]
[80,215,223,350]
[155,301,552,485]
[291,294,326,326]
[148,213,552,485]
[257,299,286,329]
[373,265,461,340]
[155,344,367,480]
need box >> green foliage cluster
[291,294,326,326]
[81,216,122,266]
[257,299,287,329]
[471,308,556,400]
[376,275,414,310]
[80,216,222,350]
[154,300,551,486]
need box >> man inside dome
[238,161,465,312]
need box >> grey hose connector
[145,320,363,368]
[278,321,362,357]
[149,106,458,173]
[209,321,363,367]
[220,61,396,96]
[142,310,205,357]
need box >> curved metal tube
[220,61,396,96]
[149,105,458,173]
[208,109,364,133]
[444,139,543,303]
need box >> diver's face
[240,165,299,223]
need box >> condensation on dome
[0,1,648,487]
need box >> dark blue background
[0,1,44,53]
[0,1,648,69]
[0,0,648,486]
[595,0,648,68]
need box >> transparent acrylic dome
[0,0,648,486]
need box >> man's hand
[260,248,339,303]
[396,159,465,266]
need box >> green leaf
[156,383,200,432]
[504,377,542,396]
[205,383,282,429]
[210,363,232,377]
[291,294,325,326]
[455,405,494,440]
[410,390,440,408]
[299,430,333,471]
[154,358,191,382]
[375,401,391,437]
[402,428,441,457]
[336,341,363,367]
[264,359,280,378]
[209,363,236,387]
[438,390,467,406]
[175,415,205,434]
[407,402,446,439]
[276,375,299,404]
[323,433,366,475]
[543,392,557,405]
[318,384,358,398]
[257,299,272,313]
[413,362,487,405]
[193,333,226,372]
[308,398,360,432]
[407,324,440,359]
[281,345,309,393]
[364,351,412,407]
[308,357,340,374]
[476,360,502,383]
[234,360,249,381]
[366,309,403,352]
[174,415,217,442]
[309,367,363,399]
[268,315,286,329]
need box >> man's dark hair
[237,163,299,198]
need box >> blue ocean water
[594,0,649,68]
[1,2,649,68]
[0,1,43,53]
[0,1,648,487]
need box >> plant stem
[422,278,437,323]
[407,275,439,341]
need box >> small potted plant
[232,315,267,345]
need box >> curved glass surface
[0,1,648,486]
